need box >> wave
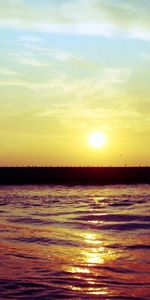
[0,184,150,299]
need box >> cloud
[0,63,148,141]
[0,79,57,91]
[0,65,131,95]
[0,0,150,39]
[129,28,150,41]
[19,35,44,43]
[18,57,45,67]
[21,43,96,67]
[27,67,133,120]
[0,67,18,76]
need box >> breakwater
[0,167,150,185]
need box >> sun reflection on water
[82,232,114,265]
[93,196,105,203]
[82,248,105,264]
[84,232,101,245]
[67,231,116,296]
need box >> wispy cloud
[0,65,131,94]
[0,0,150,39]
[19,35,44,43]
[0,67,18,76]
[0,79,56,91]
[18,57,45,67]
[0,63,148,150]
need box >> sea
[0,184,150,299]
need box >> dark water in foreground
[0,185,150,299]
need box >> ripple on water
[0,184,150,299]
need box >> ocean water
[0,185,150,299]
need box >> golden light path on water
[62,192,121,297]
[67,230,118,296]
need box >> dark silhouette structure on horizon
[0,167,150,185]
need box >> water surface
[0,185,150,299]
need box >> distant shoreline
[0,167,150,185]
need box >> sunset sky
[0,0,150,166]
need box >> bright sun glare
[89,132,106,149]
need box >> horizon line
[0,165,150,168]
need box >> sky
[0,0,150,166]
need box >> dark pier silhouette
[0,167,150,185]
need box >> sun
[88,132,106,149]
